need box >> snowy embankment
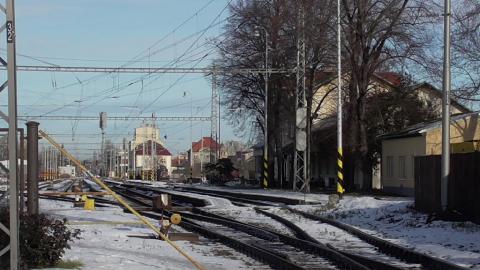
[294,196,480,269]
[40,199,267,270]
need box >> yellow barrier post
[84,199,95,210]
[38,130,205,270]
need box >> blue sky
[0,0,241,158]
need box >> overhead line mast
[293,0,309,193]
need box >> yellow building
[380,112,480,196]
[309,73,469,190]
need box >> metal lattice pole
[211,72,218,163]
[293,0,309,192]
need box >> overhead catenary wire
[21,1,233,159]
[19,1,225,115]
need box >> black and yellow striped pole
[336,0,345,196]
[263,150,268,188]
[337,147,345,194]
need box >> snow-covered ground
[39,199,269,270]
[293,196,480,269]
[178,183,480,268]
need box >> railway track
[283,207,468,270]
[254,208,421,270]
[47,180,467,270]
[174,185,306,206]
[105,183,377,270]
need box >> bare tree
[340,0,437,189]
[215,0,337,187]
[452,0,480,101]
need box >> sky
[0,0,243,158]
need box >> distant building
[229,149,256,180]
[278,72,470,190]
[220,140,248,158]
[135,140,172,177]
[186,137,220,177]
[171,152,188,180]
[128,122,172,180]
[58,165,76,177]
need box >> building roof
[409,82,471,113]
[192,137,219,152]
[135,140,172,156]
[313,72,470,114]
[378,111,480,140]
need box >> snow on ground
[39,199,269,270]
[296,195,480,269]
[265,207,420,268]
[208,205,294,236]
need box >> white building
[129,123,172,180]
[58,165,76,177]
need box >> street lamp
[255,26,269,188]
[183,91,193,179]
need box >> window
[386,156,394,177]
[398,156,406,179]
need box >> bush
[0,208,81,270]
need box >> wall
[135,154,171,175]
[381,135,426,196]
[415,152,480,224]
[426,114,480,155]
[134,126,162,147]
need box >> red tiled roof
[192,137,219,152]
[375,72,403,87]
[135,140,172,156]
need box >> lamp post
[255,27,269,189]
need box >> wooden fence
[415,152,480,223]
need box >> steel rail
[175,186,305,205]
[254,208,405,270]
[286,207,468,270]
[110,183,368,270]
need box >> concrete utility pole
[26,122,39,215]
[4,0,20,267]
[255,26,269,189]
[336,0,345,196]
[441,0,451,211]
